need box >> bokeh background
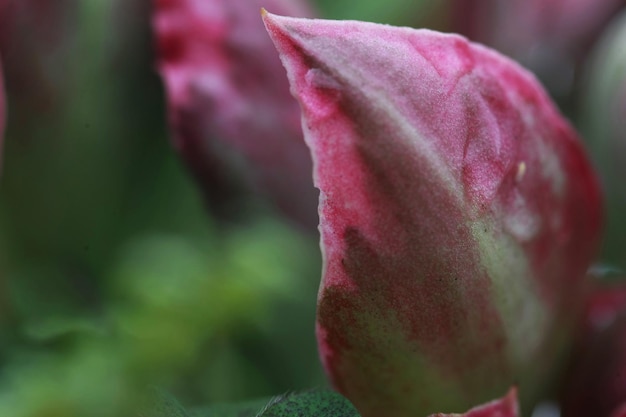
[0,0,624,416]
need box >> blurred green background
[0,1,441,415]
[0,1,329,415]
[0,0,624,416]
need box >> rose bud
[263,12,603,417]
[153,0,318,228]
[581,10,626,268]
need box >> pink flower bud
[263,12,603,417]
[153,0,318,227]
[429,388,519,417]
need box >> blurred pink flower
[263,12,603,417]
[613,404,626,417]
[449,0,624,97]
[153,0,318,227]
[561,284,626,417]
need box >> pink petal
[430,388,519,417]
[153,0,318,227]
[264,12,603,417]
[611,403,626,417]
[582,282,626,334]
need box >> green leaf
[189,399,269,417]
[256,390,361,417]
[138,388,190,417]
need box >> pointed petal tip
[261,9,295,39]
[426,387,520,416]
[465,387,519,417]
[506,386,518,399]
[260,9,279,35]
[505,386,519,411]
[260,10,303,35]
[260,8,279,25]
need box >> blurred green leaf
[581,10,626,268]
[140,389,273,417]
[139,388,190,417]
[23,316,104,343]
[189,398,269,417]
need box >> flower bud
[153,0,318,227]
[263,12,603,417]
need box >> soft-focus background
[0,0,624,416]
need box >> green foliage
[256,390,361,417]
[0,0,329,414]
[142,389,361,417]
[0,215,322,416]
[140,388,190,417]
[190,400,268,417]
